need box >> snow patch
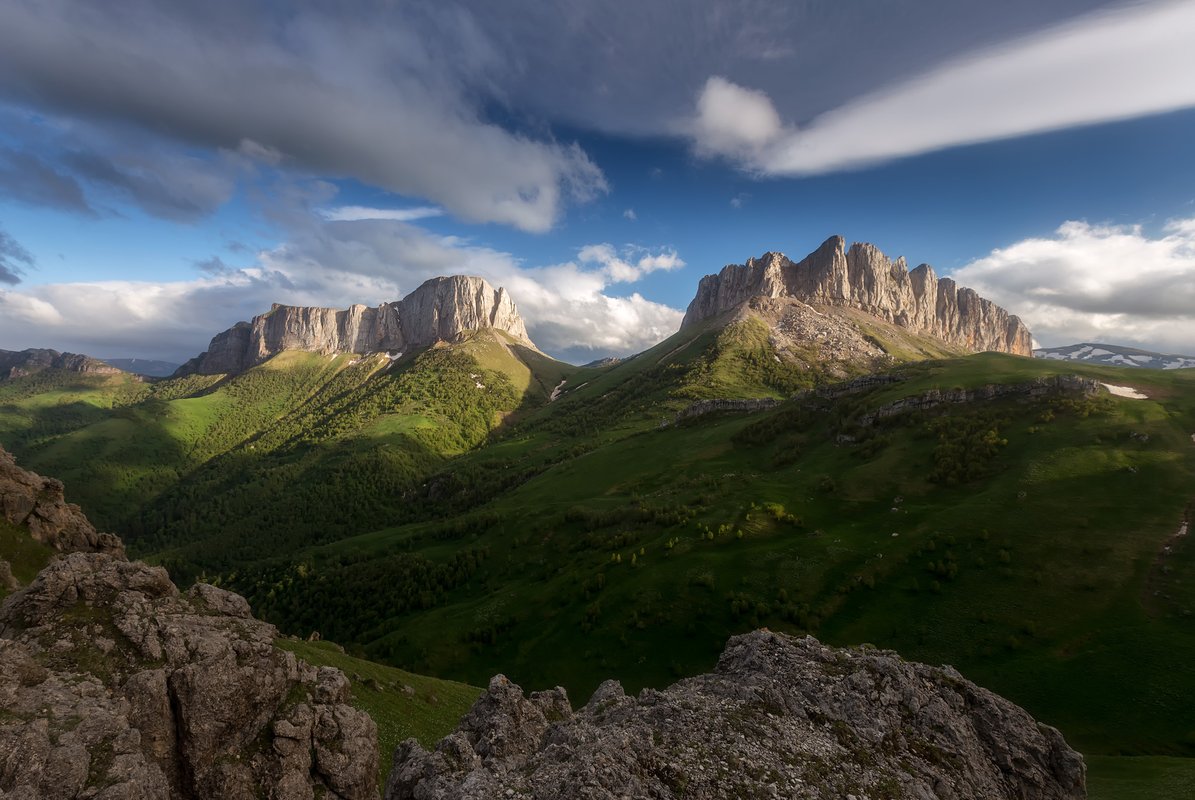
[1089,348,1112,357]
[1100,383,1148,399]
[549,379,567,402]
[387,351,404,361]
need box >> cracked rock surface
[386,630,1085,800]
[0,553,377,799]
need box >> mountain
[101,357,181,377]
[2,258,1195,793]
[176,275,535,376]
[1035,342,1195,370]
[683,236,1032,356]
[0,347,125,380]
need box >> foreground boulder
[0,553,377,799]
[387,630,1085,799]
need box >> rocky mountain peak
[176,274,535,376]
[682,236,1032,356]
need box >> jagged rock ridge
[683,236,1032,356]
[0,348,125,380]
[386,630,1085,800]
[177,275,535,376]
[0,453,378,799]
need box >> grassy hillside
[3,325,1194,775]
[229,353,1195,763]
[0,332,574,580]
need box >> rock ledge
[386,630,1085,800]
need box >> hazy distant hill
[101,357,181,377]
[1035,342,1195,369]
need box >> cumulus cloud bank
[691,1,1195,175]
[954,218,1195,354]
[0,203,685,364]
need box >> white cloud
[729,193,750,209]
[692,77,783,162]
[577,243,685,284]
[321,205,443,223]
[0,214,685,364]
[953,217,1195,353]
[623,208,637,221]
[691,1,1195,175]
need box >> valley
[2,256,1193,797]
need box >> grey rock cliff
[386,630,1085,800]
[177,275,535,376]
[0,554,378,799]
[683,237,1032,356]
[0,349,125,380]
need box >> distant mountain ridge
[682,236,1032,356]
[0,348,124,380]
[1035,342,1195,370]
[176,275,535,376]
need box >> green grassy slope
[4,322,1195,775]
[0,518,54,601]
[232,353,1195,762]
[0,332,575,581]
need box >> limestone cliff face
[682,236,1032,356]
[178,275,535,376]
[0,348,125,380]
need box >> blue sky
[1,0,1195,363]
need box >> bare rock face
[0,553,378,799]
[683,237,1033,356]
[0,444,125,559]
[386,630,1085,800]
[0,348,125,380]
[177,275,535,376]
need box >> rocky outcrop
[0,553,378,799]
[856,375,1101,426]
[671,397,780,425]
[683,237,1032,356]
[385,630,1085,800]
[0,445,124,559]
[177,275,535,376]
[0,349,125,380]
